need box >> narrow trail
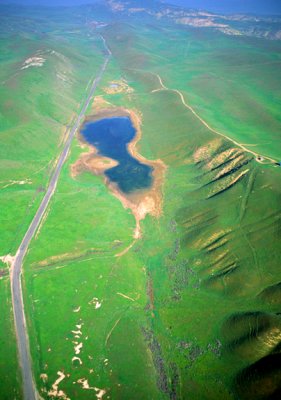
[10,36,111,400]
[149,70,278,166]
[115,240,137,257]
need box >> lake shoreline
[72,105,166,239]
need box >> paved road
[11,37,111,400]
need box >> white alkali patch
[21,56,46,70]
[88,297,102,309]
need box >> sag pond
[81,116,153,193]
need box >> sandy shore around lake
[71,100,166,239]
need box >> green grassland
[0,276,21,399]
[0,6,108,399]
[1,4,281,400]
[103,22,281,160]
[0,7,104,257]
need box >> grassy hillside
[0,6,106,399]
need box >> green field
[0,277,22,399]
[1,3,281,400]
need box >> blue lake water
[81,116,153,193]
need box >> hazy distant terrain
[0,1,281,399]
